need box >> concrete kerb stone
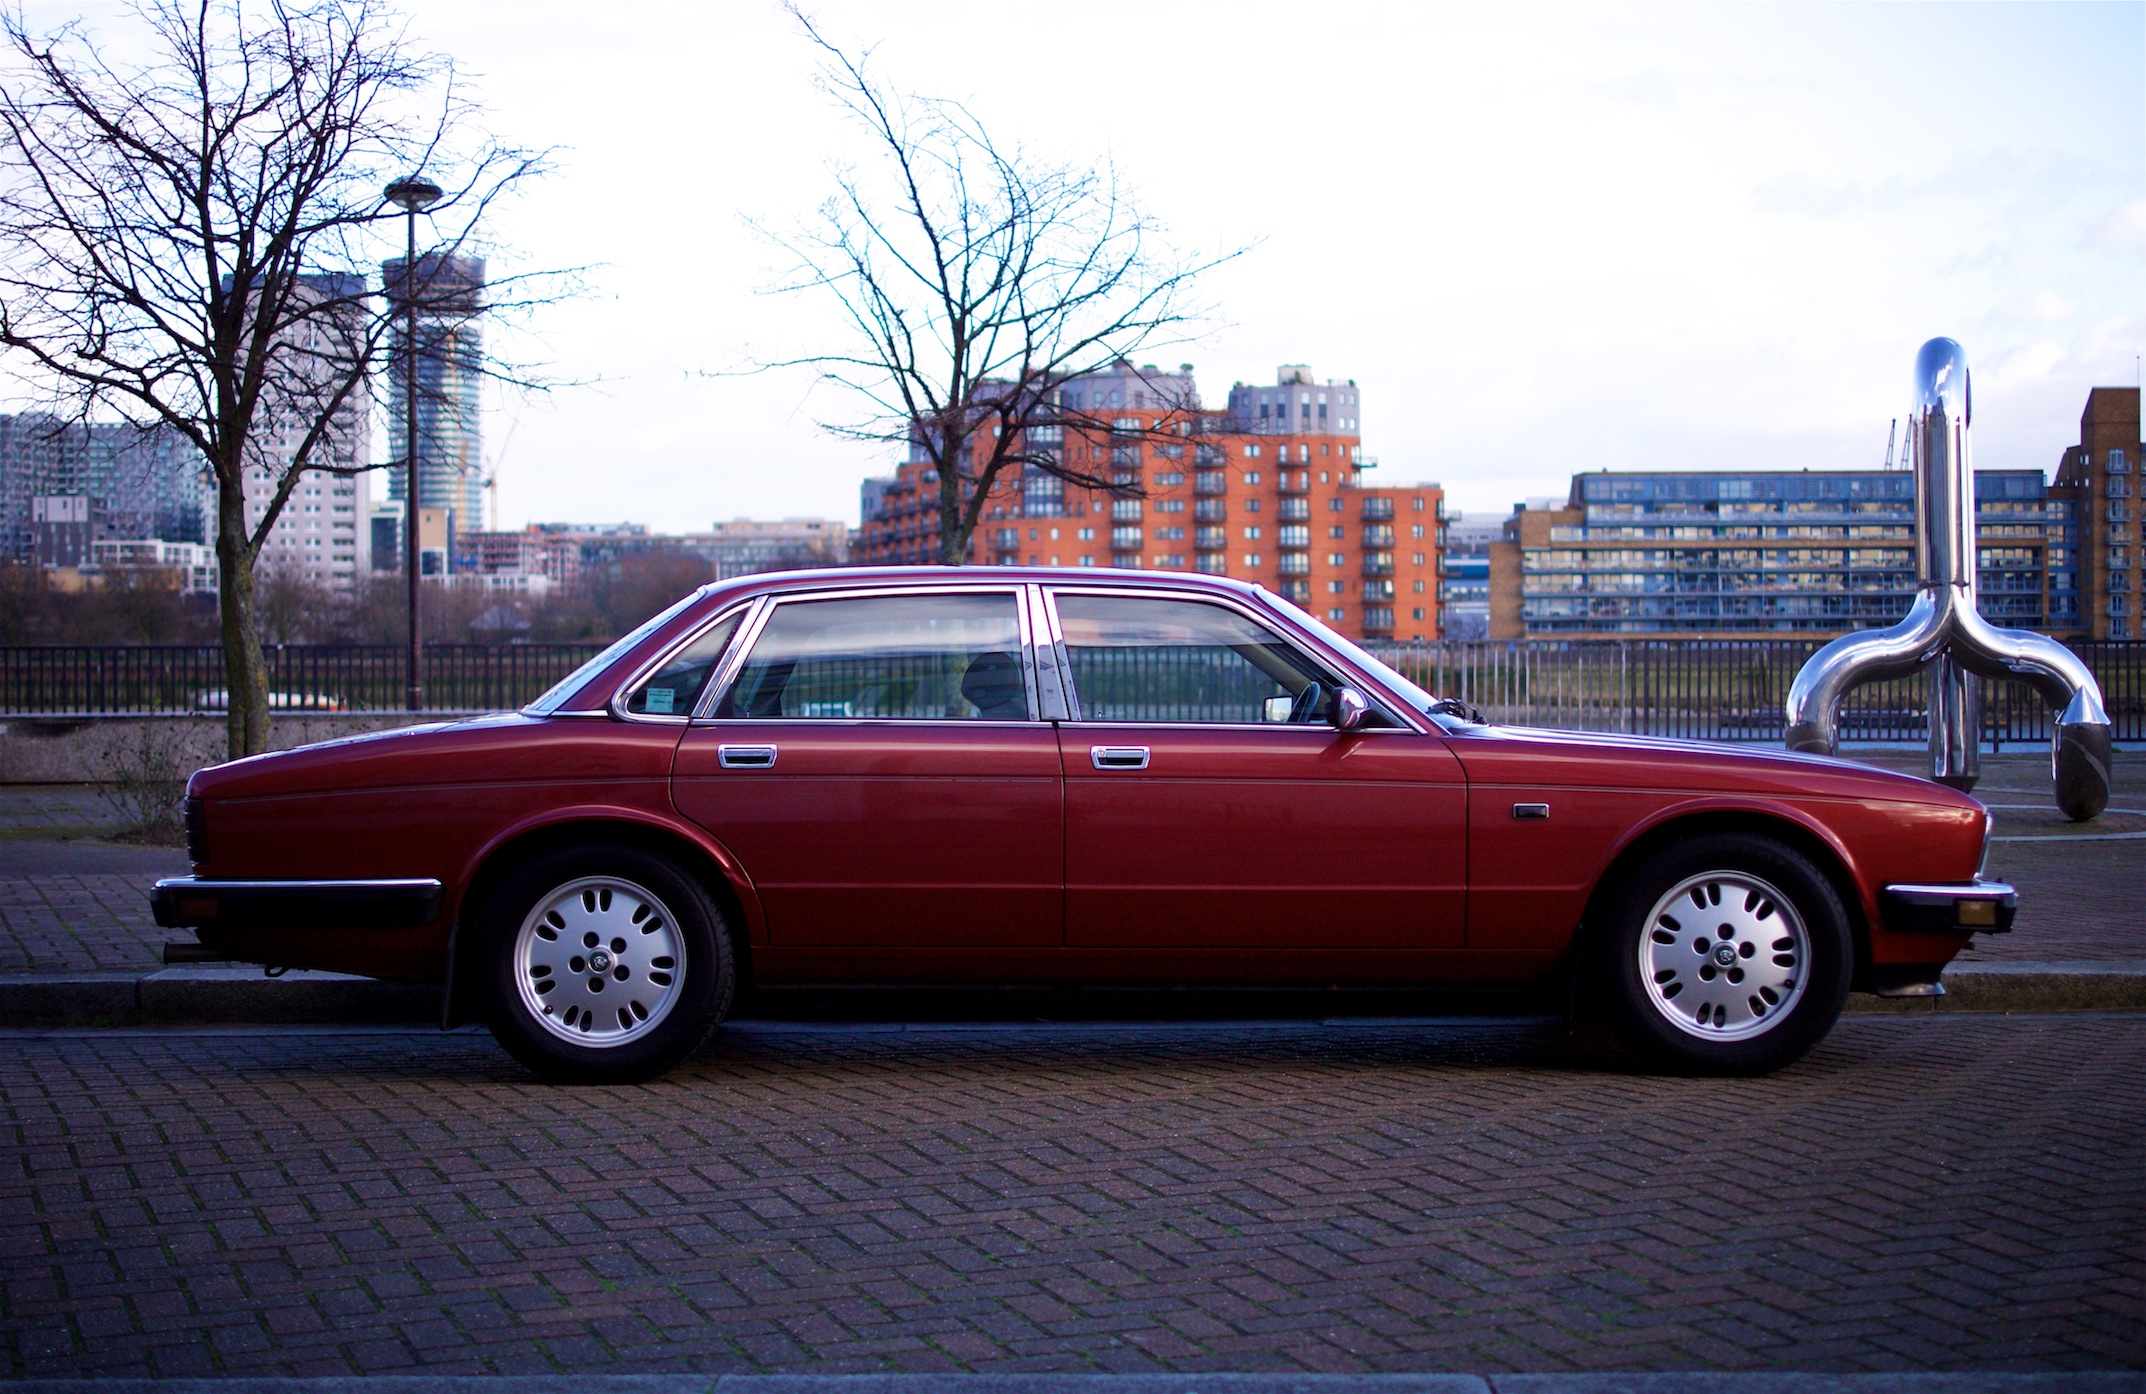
[3,1371,2144,1393]
[0,964,437,1027]
[1843,960,2146,1014]
[0,962,2140,1028]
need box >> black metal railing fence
[0,643,605,716]
[0,638,2140,745]
[1363,639,2146,746]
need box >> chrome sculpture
[1784,338,2112,821]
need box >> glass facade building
[1501,469,2073,637]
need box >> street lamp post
[384,175,442,712]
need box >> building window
[1326,552,1345,567]
[1412,607,1426,621]
[1413,579,1426,593]
[1327,608,1346,622]
[1329,526,1345,539]
[1243,526,1262,539]
[1242,553,1263,567]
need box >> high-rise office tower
[382,253,486,557]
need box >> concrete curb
[0,965,437,1027]
[1,962,2141,1029]
[1844,960,2146,1014]
[5,1371,2143,1393]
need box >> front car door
[671,585,1063,959]
[1047,587,1467,960]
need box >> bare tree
[764,9,1242,566]
[0,0,550,758]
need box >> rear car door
[1046,587,1467,953]
[671,586,1062,950]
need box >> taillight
[183,797,208,867]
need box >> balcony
[1361,497,1394,521]
[1111,499,1143,521]
[1277,553,1311,577]
[1194,470,1228,495]
[1278,472,1310,496]
[1276,497,1310,522]
[1277,525,1311,549]
[1362,579,1394,600]
[1110,526,1143,549]
[1362,552,1395,577]
[1362,607,1395,633]
[1194,527,1228,550]
[1194,499,1228,522]
[1361,524,1395,547]
[1279,579,1312,604]
[1194,554,1227,575]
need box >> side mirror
[1331,685,1368,731]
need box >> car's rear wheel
[1592,833,1851,1075]
[479,845,733,1083]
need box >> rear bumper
[1880,878,2017,936]
[150,877,445,931]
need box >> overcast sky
[25,2,2146,529]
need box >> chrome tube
[1784,338,2112,820]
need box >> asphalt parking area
[2,1014,2140,1379]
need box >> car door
[1047,587,1467,953]
[671,586,1062,950]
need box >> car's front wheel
[478,845,733,1083]
[1591,833,1852,1075]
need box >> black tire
[477,844,734,1084]
[1589,832,1852,1075]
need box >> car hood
[1448,722,1986,811]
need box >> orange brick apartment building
[854,362,1445,641]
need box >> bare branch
[758,5,1248,564]
[0,0,560,755]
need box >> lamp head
[384,177,443,213]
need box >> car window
[622,612,742,717]
[715,592,1031,721]
[1053,593,1338,724]
[523,590,704,715]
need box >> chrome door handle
[717,744,778,769]
[1090,745,1150,771]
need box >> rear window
[523,592,706,716]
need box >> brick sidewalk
[2,1015,2140,1377]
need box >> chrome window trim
[1037,583,1413,730]
[694,583,1046,726]
[692,595,774,720]
[608,597,762,725]
[1029,581,1076,722]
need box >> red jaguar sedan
[153,568,2012,1082]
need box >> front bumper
[1880,878,2018,936]
[150,877,444,931]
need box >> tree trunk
[214,477,270,761]
[936,449,968,565]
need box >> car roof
[697,565,1271,607]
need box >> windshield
[523,590,707,715]
[1255,587,1449,717]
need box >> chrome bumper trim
[1880,878,2017,935]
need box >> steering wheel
[1286,681,1326,724]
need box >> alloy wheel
[513,876,685,1047]
[1637,870,1810,1041]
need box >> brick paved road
[2,1015,2140,1378]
